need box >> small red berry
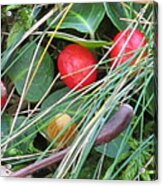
[1,81,7,108]
[58,44,97,89]
[110,29,148,68]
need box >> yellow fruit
[47,113,77,147]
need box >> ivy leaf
[95,133,130,158]
[7,42,54,102]
[48,3,105,35]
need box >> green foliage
[7,22,26,48]
[1,2,157,180]
[48,3,105,37]
[6,5,23,11]
[79,150,111,179]
[2,115,38,156]
[95,133,130,158]
[11,116,38,154]
[41,87,71,109]
[7,42,54,102]
[6,5,34,48]
[104,2,143,31]
[121,160,138,180]
[1,113,12,139]
[104,2,129,31]
[120,137,154,180]
[18,7,33,29]
[6,5,33,29]
[146,76,155,116]
[53,32,111,48]
[41,87,83,118]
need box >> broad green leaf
[41,87,71,110]
[7,42,54,102]
[104,2,129,31]
[95,134,130,158]
[41,87,82,118]
[104,2,143,31]
[51,32,111,48]
[49,3,105,35]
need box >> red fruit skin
[110,29,148,68]
[58,44,97,89]
[1,81,7,108]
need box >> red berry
[1,81,7,108]
[58,44,97,89]
[110,29,148,68]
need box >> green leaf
[95,134,130,158]
[11,116,38,154]
[41,87,71,110]
[2,116,38,155]
[6,6,33,48]
[49,3,105,36]
[14,116,38,154]
[18,7,33,29]
[7,22,26,48]
[1,113,12,139]
[104,2,143,31]
[51,32,111,48]
[104,2,128,31]
[7,42,54,102]
[41,87,82,117]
